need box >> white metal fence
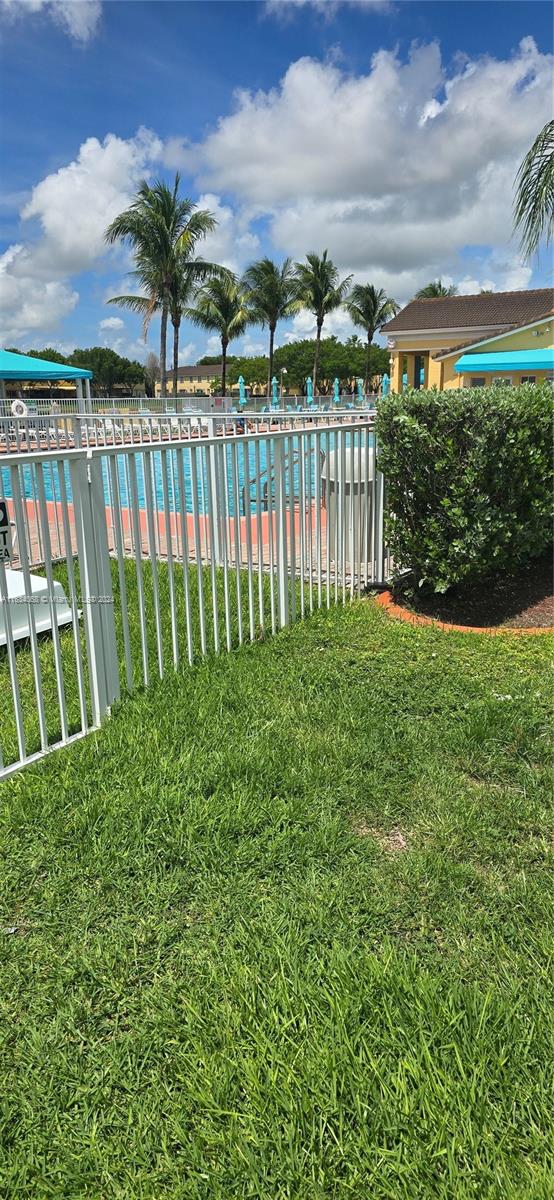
[0,407,374,455]
[0,416,389,779]
[1,392,376,419]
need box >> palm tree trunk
[364,331,370,394]
[172,319,179,399]
[313,321,322,395]
[221,335,228,400]
[267,324,275,401]
[160,302,168,400]
[364,326,376,395]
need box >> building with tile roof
[381,288,554,391]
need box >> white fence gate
[0,417,389,778]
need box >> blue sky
[0,0,552,362]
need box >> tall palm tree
[168,257,229,397]
[186,277,250,398]
[108,256,226,399]
[415,280,458,298]
[294,251,352,393]
[514,121,554,259]
[242,257,298,399]
[105,175,216,397]
[345,284,399,390]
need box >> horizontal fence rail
[0,393,377,419]
[0,407,375,454]
[0,418,389,778]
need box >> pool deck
[6,495,333,576]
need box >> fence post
[274,435,289,627]
[69,454,120,726]
[205,417,223,565]
[374,432,384,581]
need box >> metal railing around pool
[0,407,375,454]
[0,417,388,779]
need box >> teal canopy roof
[0,349,92,380]
[455,348,554,374]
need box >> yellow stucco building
[382,288,554,391]
[155,363,233,398]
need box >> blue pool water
[1,433,367,517]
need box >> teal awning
[455,348,554,374]
[0,349,92,380]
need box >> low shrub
[376,385,553,593]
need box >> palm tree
[186,277,250,398]
[168,257,229,397]
[108,256,226,399]
[345,284,399,390]
[294,251,352,393]
[242,257,298,399]
[105,175,216,397]
[415,280,458,298]
[514,121,554,259]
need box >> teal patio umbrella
[357,378,364,403]
[333,377,340,403]
[238,375,246,405]
[381,373,389,396]
[306,377,313,404]
[271,375,278,407]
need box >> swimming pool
[0,431,369,518]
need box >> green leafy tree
[415,280,458,298]
[345,284,399,390]
[514,121,554,259]
[226,357,269,389]
[272,337,388,392]
[105,175,216,397]
[242,258,299,398]
[293,251,352,392]
[7,347,70,364]
[186,278,251,397]
[197,354,238,367]
[68,348,144,396]
[144,351,159,398]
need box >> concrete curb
[374,590,554,637]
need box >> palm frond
[514,120,554,259]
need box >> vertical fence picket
[204,444,220,655]
[189,444,207,658]
[108,453,134,693]
[176,447,194,665]
[127,453,149,688]
[0,556,26,764]
[160,448,179,669]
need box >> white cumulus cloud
[181,37,551,300]
[178,342,196,365]
[265,0,392,20]
[99,316,124,331]
[0,128,162,343]
[0,0,102,43]
[22,127,162,274]
[0,243,78,344]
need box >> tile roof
[176,363,223,378]
[432,311,554,360]
[381,288,554,333]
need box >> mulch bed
[391,553,553,631]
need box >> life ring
[11,399,28,418]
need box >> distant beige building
[155,363,240,397]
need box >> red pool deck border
[7,496,327,571]
[374,589,554,636]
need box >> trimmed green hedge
[376,385,553,593]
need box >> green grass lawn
[1,596,553,1198]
